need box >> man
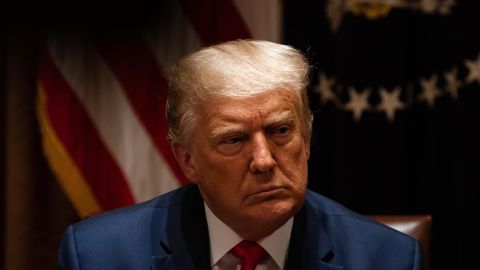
[58,40,423,269]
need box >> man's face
[174,90,310,240]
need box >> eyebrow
[263,110,296,126]
[209,110,296,139]
[209,124,245,139]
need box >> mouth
[249,185,287,200]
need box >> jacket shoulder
[305,190,423,269]
[306,189,411,236]
[72,185,183,231]
[58,185,189,269]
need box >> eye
[270,125,292,145]
[222,136,243,144]
[217,136,245,155]
[275,126,290,135]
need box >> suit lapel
[285,195,344,270]
[152,185,211,270]
[152,186,344,270]
[180,185,211,269]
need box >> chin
[258,199,300,223]
[234,199,303,241]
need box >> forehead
[199,91,299,127]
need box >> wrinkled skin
[173,90,310,240]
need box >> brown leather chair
[368,215,432,270]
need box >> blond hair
[167,39,312,144]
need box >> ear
[305,140,311,160]
[171,142,200,183]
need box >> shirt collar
[204,202,293,269]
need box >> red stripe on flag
[39,46,135,210]
[179,0,251,45]
[92,35,189,186]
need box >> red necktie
[230,240,268,270]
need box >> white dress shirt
[204,203,293,270]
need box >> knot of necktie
[230,240,268,270]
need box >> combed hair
[167,39,312,144]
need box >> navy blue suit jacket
[59,184,423,269]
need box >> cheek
[199,155,241,179]
[197,163,246,215]
[196,145,251,177]
[274,146,309,198]
[195,153,248,194]
[279,140,309,176]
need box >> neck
[229,214,292,241]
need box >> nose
[249,133,276,174]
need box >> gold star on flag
[343,87,371,122]
[314,73,337,104]
[377,87,406,122]
[464,53,480,85]
[444,67,462,99]
[418,75,441,108]
[421,0,438,13]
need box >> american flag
[37,0,282,218]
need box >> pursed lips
[249,185,286,197]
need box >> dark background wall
[285,1,480,269]
[2,0,479,269]
[1,35,6,270]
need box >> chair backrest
[368,215,432,270]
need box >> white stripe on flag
[233,0,283,42]
[48,35,180,202]
[143,0,203,74]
